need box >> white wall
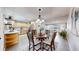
[0,8,4,51]
[76,18,79,36]
[46,16,67,24]
[67,31,79,51]
[4,8,29,22]
[66,8,79,51]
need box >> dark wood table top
[36,35,48,40]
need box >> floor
[6,34,29,51]
[5,34,54,51]
[5,32,78,51]
[5,34,46,51]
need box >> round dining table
[36,35,48,51]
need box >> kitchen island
[4,31,19,47]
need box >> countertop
[4,30,19,34]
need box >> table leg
[40,39,44,51]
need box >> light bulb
[36,19,40,23]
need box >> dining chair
[32,30,41,50]
[27,30,41,51]
[46,30,50,39]
[27,31,34,50]
[32,30,37,36]
[43,32,57,51]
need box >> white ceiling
[4,7,71,22]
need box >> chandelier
[31,8,45,26]
[36,8,44,23]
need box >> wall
[14,22,30,27]
[0,8,4,51]
[45,16,67,31]
[66,8,79,51]
[4,8,29,22]
[67,31,79,51]
[45,16,67,24]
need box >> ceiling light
[36,8,45,24]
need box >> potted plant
[59,30,67,40]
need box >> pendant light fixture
[36,8,44,23]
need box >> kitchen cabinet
[4,32,19,47]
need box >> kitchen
[0,7,79,51]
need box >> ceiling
[4,7,71,22]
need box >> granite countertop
[4,30,19,34]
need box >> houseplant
[59,30,67,40]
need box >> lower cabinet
[4,33,19,47]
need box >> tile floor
[5,34,54,51]
[5,34,29,51]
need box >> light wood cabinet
[4,33,19,47]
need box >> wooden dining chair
[32,30,37,36]
[27,31,34,51]
[43,32,57,51]
[46,30,50,39]
[27,30,41,51]
[32,30,41,50]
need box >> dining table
[36,34,48,51]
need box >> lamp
[36,8,45,24]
